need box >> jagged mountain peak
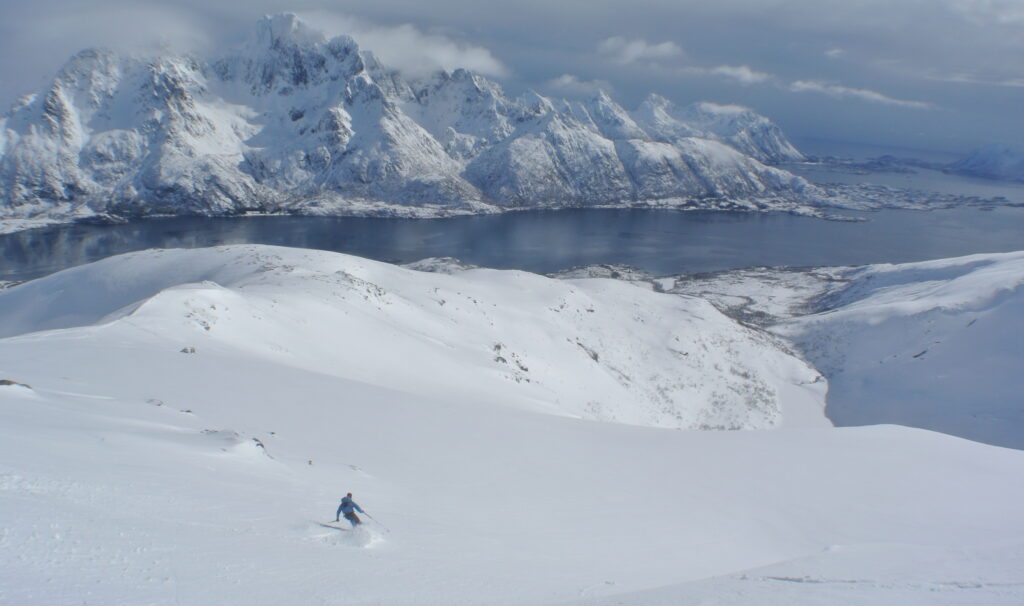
[446,67,486,85]
[57,47,121,76]
[632,93,702,139]
[583,91,647,140]
[591,89,615,104]
[630,94,803,163]
[0,15,816,222]
[219,13,367,97]
[518,90,556,115]
[424,67,507,101]
[254,13,327,49]
[639,92,673,110]
[685,102,803,162]
[680,102,775,133]
[588,89,621,111]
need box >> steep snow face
[0,13,814,221]
[949,144,1024,182]
[774,251,1024,449]
[632,94,704,141]
[632,95,804,164]
[680,102,805,164]
[0,245,826,430]
[616,137,808,201]
[206,13,478,206]
[403,69,522,162]
[567,91,650,141]
[464,110,637,206]
[461,90,810,207]
[0,48,271,215]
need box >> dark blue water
[3,207,1024,282]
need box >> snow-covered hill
[2,246,1023,605]
[948,144,1024,183]
[0,245,825,430]
[773,251,1024,449]
[0,14,814,226]
[668,251,1024,449]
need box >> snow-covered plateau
[2,245,1023,605]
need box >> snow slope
[2,246,1023,605]
[632,95,805,164]
[0,14,815,226]
[0,246,825,429]
[769,252,1024,449]
[667,252,1024,449]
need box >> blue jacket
[339,495,364,514]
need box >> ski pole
[364,512,390,533]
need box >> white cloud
[789,80,933,109]
[10,3,214,57]
[825,48,845,59]
[669,62,930,111]
[545,74,615,96]
[674,64,775,86]
[927,71,1024,88]
[706,64,774,85]
[297,12,509,79]
[597,36,684,65]
[594,39,931,110]
[948,0,1024,24]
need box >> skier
[335,492,365,527]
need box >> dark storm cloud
[2,0,1021,153]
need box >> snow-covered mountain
[0,13,812,223]
[2,245,1022,605]
[631,95,804,164]
[948,144,1024,182]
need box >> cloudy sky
[2,0,1021,155]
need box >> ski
[318,522,350,531]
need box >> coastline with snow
[3,13,1017,236]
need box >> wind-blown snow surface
[2,246,1023,605]
[0,14,814,227]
